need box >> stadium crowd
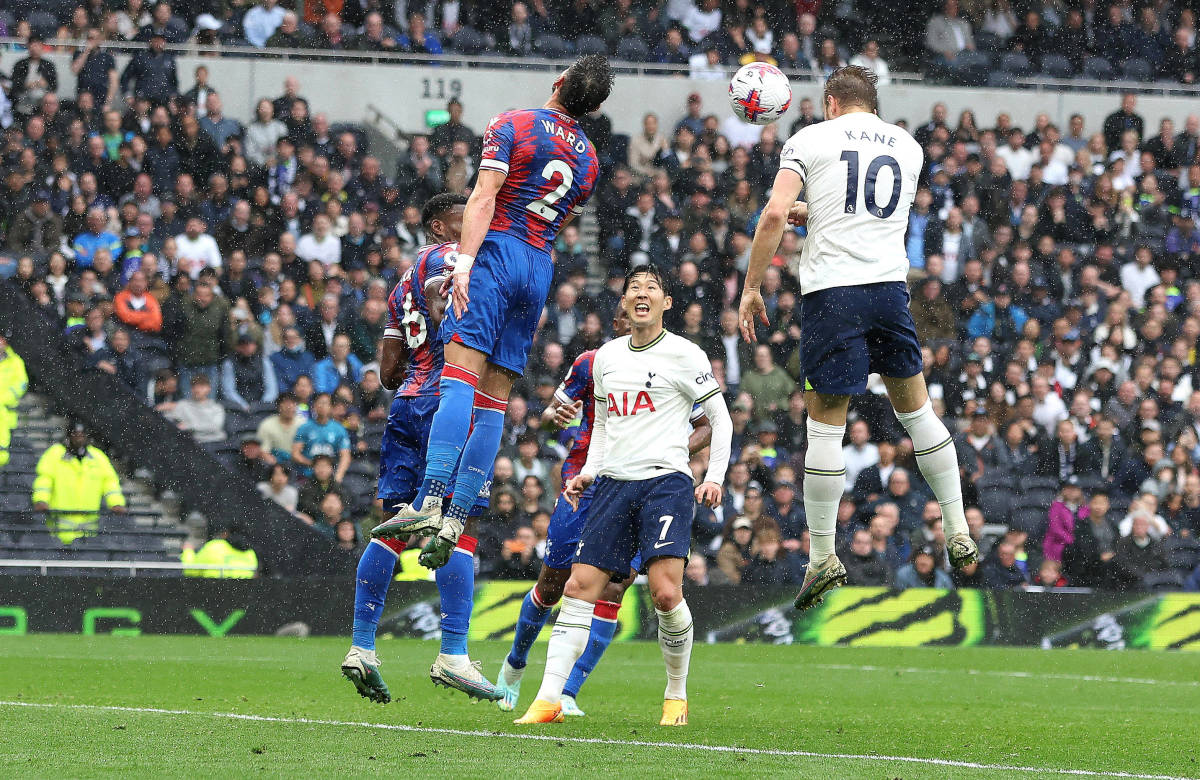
[8,0,1200,87]
[3,4,1200,589]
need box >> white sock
[804,418,846,562]
[894,400,969,538]
[657,599,693,701]
[534,595,593,704]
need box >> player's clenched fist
[552,399,583,429]
[787,201,809,226]
[563,473,594,511]
[694,481,722,508]
[440,251,474,317]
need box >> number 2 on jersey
[527,159,573,221]
[840,150,902,219]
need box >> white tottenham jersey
[588,330,722,481]
[779,111,923,294]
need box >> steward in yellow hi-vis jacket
[32,421,126,543]
[181,525,258,578]
[0,330,28,469]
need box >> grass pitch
[0,635,1197,779]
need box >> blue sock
[445,399,505,520]
[563,601,620,698]
[415,365,478,506]
[352,540,401,651]
[435,535,477,656]
[506,587,554,669]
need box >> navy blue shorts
[576,472,694,575]
[376,394,489,516]
[544,487,592,570]
[799,281,924,395]
[441,233,554,376]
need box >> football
[728,63,793,125]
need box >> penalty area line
[0,700,1194,780]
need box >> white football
[728,63,793,125]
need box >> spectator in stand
[32,421,125,544]
[717,516,755,585]
[73,208,122,270]
[221,334,279,412]
[925,0,975,71]
[849,39,890,85]
[312,333,363,394]
[258,462,298,513]
[842,419,879,492]
[88,327,146,391]
[981,540,1029,588]
[235,435,275,483]
[292,392,350,481]
[297,214,341,268]
[1112,511,1169,587]
[120,31,178,105]
[740,345,793,423]
[270,327,316,393]
[304,295,350,360]
[114,271,163,335]
[741,522,803,585]
[167,373,226,443]
[1043,476,1088,562]
[256,393,303,464]
[175,217,222,279]
[496,525,541,580]
[842,527,891,585]
[1102,93,1144,152]
[398,13,443,55]
[895,546,954,589]
[244,0,286,48]
[7,190,61,253]
[177,281,229,389]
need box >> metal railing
[8,35,1200,97]
[0,559,254,575]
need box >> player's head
[822,65,878,118]
[621,264,671,328]
[552,54,614,118]
[421,193,467,243]
[611,306,631,338]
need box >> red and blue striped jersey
[479,108,601,252]
[384,242,456,397]
[554,349,598,484]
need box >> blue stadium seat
[1000,52,1033,76]
[615,36,650,63]
[534,34,572,59]
[986,71,1017,88]
[1040,54,1074,79]
[450,26,487,55]
[575,35,608,56]
[1082,56,1114,80]
[1120,58,1152,82]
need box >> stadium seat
[615,36,650,62]
[1009,506,1048,537]
[574,35,608,56]
[1163,536,1200,572]
[1040,54,1075,79]
[973,31,1001,52]
[1000,52,1033,77]
[1143,570,1185,591]
[1120,58,1152,82]
[25,9,57,36]
[985,71,1016,89]
[1082,56,1115,80]
[976,488,1012,525]
[534,34,572,59]
[451,26,487,55]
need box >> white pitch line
[807,663,1200,688]
[0,700,1193,780]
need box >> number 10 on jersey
[840,150,902,219]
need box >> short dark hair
[558,55,614,117]
[421,192,468,229]
[823,65,878,113]
[623,263,668,294]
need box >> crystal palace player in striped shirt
[342,194,504,705]
[372,56,613,569]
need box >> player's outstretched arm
[444,169,506,318]
[739,167,804,343]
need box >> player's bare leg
[795,391,849,610]
[560,573,632,717]
[882,373,977,568]
[497,564,572,711]
[645,556,691,726]
[514,563,610,724]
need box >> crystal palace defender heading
[737,66,978,611]
[515,265,733,727]
[342,194,502,705]
[494,308,712,717]
[373,56,613,564]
